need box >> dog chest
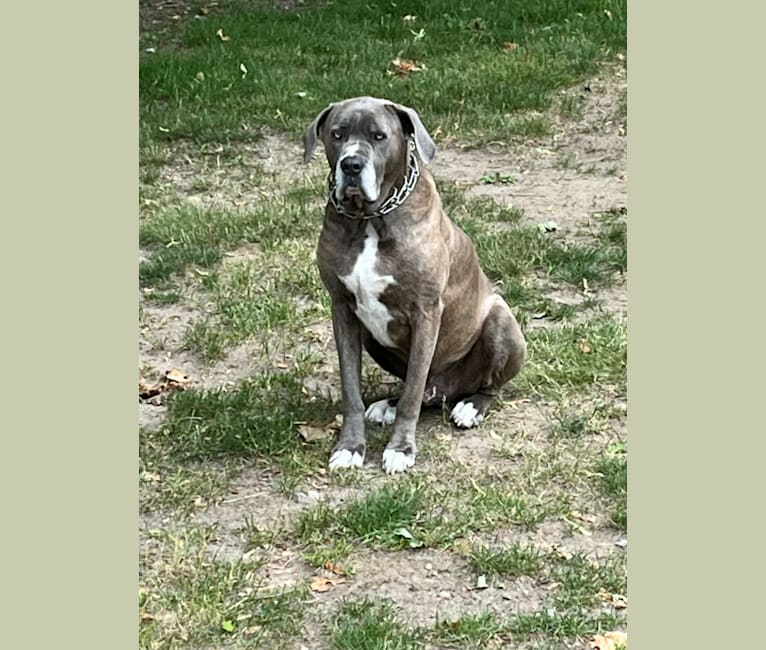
[339,224,396,347]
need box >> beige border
[3,3,137,648]
[628,1,765,647]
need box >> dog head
[303,97,435,214]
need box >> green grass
[140,0,626,148]
[332,598,423,650]
[139,180,324,288]
[551,552,626,610]
[183,241,329,361]
[469,542,546,578]
[296,482,425,550]
[432,612,507,647]
[139,526,307,649]
[595,452,628,530]
[144,370,337,463]
[428,607,623,647]
[517,315,627,398]
[139,459,241,515]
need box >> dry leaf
[309,575,346,593]
[578,339,592,353]
[324,560,347,576]
[502,41,519,51]
[298,416,341,443]
[390,58,427,76]
[165,368,192,385]
[590,631,627,649]
[139,611,155,622]
[216,28,231,41]
[571,510,597,523]
[599,592,628,609]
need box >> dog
[303,97,526,474]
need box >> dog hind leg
[427,296,526,427]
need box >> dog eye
[331,129,342,140]
[374,132,387,141]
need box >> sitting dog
[303,97,526,473]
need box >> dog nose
[340,155,364,176]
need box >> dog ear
[387,102,436,164]
[302,103,335,164]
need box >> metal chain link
[327,139,420,220]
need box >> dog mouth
[337,181,378,212]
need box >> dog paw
[329,448,365,470]
[365,399,397,425]
[382,447,415,474]
[450,400,484,428]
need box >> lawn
[139,1,627,648]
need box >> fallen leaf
[309,575,347,593]
[139,611,155,622]
[324,560,347,576]
[599,592,628,609]
[197,7,210,16]
[165,368,192,385]
[298,417,341,443]
[589,631,627,650]
[502,41,519,51]
[216,28,231,41]
[578,339,592,353]
[571,510,597,524]
[390,57,427,76]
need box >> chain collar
[327,139,420,220]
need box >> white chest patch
[340,224,396,347]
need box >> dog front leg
[328,301,367,470]
[382,303,443,474]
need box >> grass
[139,2,627,647]
[296,482,426,550]
[332,598,423,650]
[517,315,627,398]
[139,179,324,288]
[140,0,626,148]
[469,542,546,578]
[139,526,307,648]
[596,451,628,530]
[147,370,336,462]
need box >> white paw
[451,400,483,428]
[382,448,415,474]
[365,399,397,425]
[329,448,365,470]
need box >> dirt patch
[432,64,627,239]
